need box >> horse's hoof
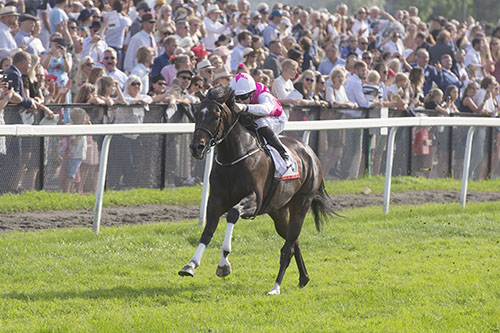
[216,264,232,277]
[299,276,310,288]
[178,264,195,277]
[267,287,281,295]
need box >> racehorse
[178,85,336,295]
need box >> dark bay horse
[178,85,335,295]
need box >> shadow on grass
[2,284,221,302]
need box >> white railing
[1,116,500,233]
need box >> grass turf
[1,201,500,331]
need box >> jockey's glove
[234,102,249,114]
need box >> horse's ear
[225,89,235,111]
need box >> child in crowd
[61,108,89,192]
[363,70,382,103]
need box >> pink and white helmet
[230,73,256,96]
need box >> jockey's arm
[245,92,275,117]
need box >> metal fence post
[460,127,476,208]
[93,135,113,234]
[383,127,399,214]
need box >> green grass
[0,176,499,213]
[1,201,500,331]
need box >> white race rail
[1,116,499,232]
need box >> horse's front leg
[216,193,258,278]
[179,197,225,277]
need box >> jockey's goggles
[235,91,254,101]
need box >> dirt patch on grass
[1,190,499,233]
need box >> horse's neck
[216,118,258,161]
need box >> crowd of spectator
[1,0,500,191]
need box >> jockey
[230,73,293,170]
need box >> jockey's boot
[258,126,293,169]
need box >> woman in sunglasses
[231,73,292,171]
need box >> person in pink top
[231,73,292,169]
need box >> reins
[195,100,262,166]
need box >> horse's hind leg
[270,209,309,289]
[216,193,258,278]
[294,242,310,288]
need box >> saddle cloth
[267,145,300,180]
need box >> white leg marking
[222,223,234,253]
[268,283,281,295]
[191,243,206,267]
[218,223,234,267]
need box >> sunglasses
[85,62,94,67]
[131,82,141,86]
[235,92,253,101]
[194,83,203,88]
[104,56,115,60]
[360,42,368,45]
[156,81,166,86]
[68,26,77,30]
[304,78,315,82]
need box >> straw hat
[213,66,232,81]
[179,37,195,52]
[207,4,223,14]
[0,6,19,17]
[196,59,215,71]
[242,47,255,58]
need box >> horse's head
[190,85,237,159]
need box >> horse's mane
[204,85,233,105]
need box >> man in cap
[124,13,157,73]
[128,1,151,39]
[0,6,19,53]
[262,9,282,47]
[14,14,37,53]
[247,11,261,36]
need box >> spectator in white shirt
[0,6,18,54]
[131,46,154,94]
[465,37,485,80]
[271,59,299,105]
[202,4,228,52]
[102,48,128,91]
[124,13,157,73]
[82,21,108,64]
[343,61,382,178]
[352,7,369,38]
[230,30,252,72]
[102,0,132,67]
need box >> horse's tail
[311,180,339,232]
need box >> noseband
[194,100,240,147]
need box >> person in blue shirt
[341,36,358,59]
[151,36,178,77]
[437,54,462,95]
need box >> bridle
[194,100,241,147]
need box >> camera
[53,38,66,47]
